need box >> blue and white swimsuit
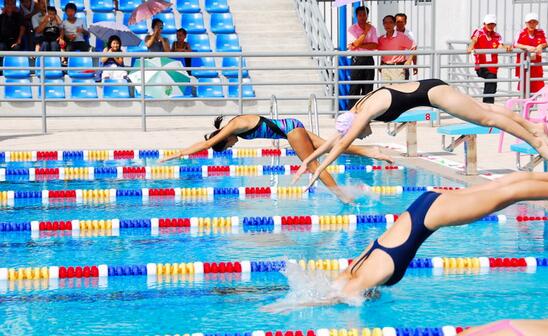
[237,117,304,140]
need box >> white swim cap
[335,111,356,135]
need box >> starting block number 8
[425,113,431,120]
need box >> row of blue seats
[2,56,248,79]
[0,0,230,13]
[2,76,254,99]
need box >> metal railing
[0,48,546,133]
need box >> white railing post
[39,55,47,134]
[140,56,146,131]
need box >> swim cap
[335,111,356,135]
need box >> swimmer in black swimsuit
[263,172,548,311]
[292,79,548,188]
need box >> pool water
[0,154,546,335]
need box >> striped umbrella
[127,57,191,98]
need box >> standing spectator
[100,35,126,80]
[19,0,39,51]
[33,4,62,51]
[59,3,89,52]
[171,28,192,69]
[377,15,414,81]
[347,6,378,108]
[395,13,417,79]
[514,13,547,94]
[467,14,511,104]
[145,18,170,52]
[0,0,25,51]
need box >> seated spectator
[20,0,39,51]
[100,35,126,80]
[33,4,62,51]
[0,0,25,51]
[377,15,414,81]
[171,28,192,69]
[59,3,89,52]
[145,18,170,52]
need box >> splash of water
[261,262,371,314]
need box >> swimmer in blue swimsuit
[293,79,548,189]
[161,114,393,203]
[264,172,548,311]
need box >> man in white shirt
[395,13,417,79]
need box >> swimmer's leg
[424,178,548,230]
[306,131,394,163]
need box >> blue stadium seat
[177,0,200,13]
[67,57,95,79]
[197,77,224,98]
[35,56,64,79]
[181,13,206,34]
[187,33,211,52]
[153,13,177,34]
[215,33,241,52]
[123,13,148,34]
[210,13,235,34]
[191,57,217,78]
[71,79,98,99]
[92,12,116,23]
[205,0,229,13]
[228,77,255,98]
[171,86,194,98]
[38,79,66,99]
[119,0,141,12]
[62,12,87,26]
[4,78,32,99]
[3,56,30,78]
[164,33,176,47]
[221,57,248,78]
[103,78,131,99]
[90,0,115,12]
[61,0,85,11]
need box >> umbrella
[127,57,191,98]
[333,0,365,7]
[89,21,142,47]
[128,0,172,25]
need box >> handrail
[269,95,280,148]
[308,94,320,136]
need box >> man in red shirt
[377,15,414,81]
[514,13,547,94]
[468,14,512,103]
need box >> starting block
[510,143,547,172]
[437,123,500,175]
[386,110,434,156]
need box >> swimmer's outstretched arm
[160,120,245,162]
[291,133,340,184]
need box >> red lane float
[113,150,135,160]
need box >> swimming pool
[0,150,546,335]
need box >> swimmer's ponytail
[213,116,224,129]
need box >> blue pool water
[0,154,546,335]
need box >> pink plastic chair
[498,86,548,152]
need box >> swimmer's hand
[159,151,182,163]
[304,171,321,192]
[291,164,309,185]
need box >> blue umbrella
[89,21,143,47]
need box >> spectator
[145,18,169,52]
[0,0,25,51]
[171,28,192,69]
[19,0,39,51]
[395,13,417,79]
[59,3,89,52]
[514,13,547,94]
[100,35,126,80]
[467,14,511,104]
[377,15,414,81]
[347,6,378,108]
[33,4,62,51]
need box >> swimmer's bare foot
[360,146,394,164]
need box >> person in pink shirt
[347,6,378,107]
[377,15,414,81]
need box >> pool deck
[0,115,546,203]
